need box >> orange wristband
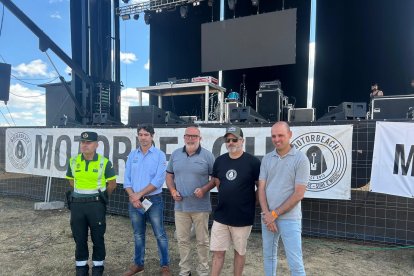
[271,210,279,219]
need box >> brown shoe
[123,264,144,276]
[161,266,172,276]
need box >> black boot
[76,264,89,276]
[92,266,104,276]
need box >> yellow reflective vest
[67,153,110,194]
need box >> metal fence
[0,121,413,245]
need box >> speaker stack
[256,80,284,122]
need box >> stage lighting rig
[228,0,237,10]
[251,0,259,7]
[121,14,131,20]
[133,13,139,20]
[180,6,188,18]
[116,0,206,18]
[144,11,151,25]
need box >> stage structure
[118,0,311,122]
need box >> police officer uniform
[66,131,117,276]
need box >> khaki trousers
[175,211,210,276]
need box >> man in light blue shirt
[258,121,310,276]
[123,125,171,276]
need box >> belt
[71,196,101,203]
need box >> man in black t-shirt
[210,125,261,276]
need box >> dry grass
[0,196,413,276]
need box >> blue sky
[0,0,150,126]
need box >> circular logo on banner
[7,132,32,170]
[226,169,237,181]
[291,132,347,192]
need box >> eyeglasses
[184,134,200,139]
[225,138,240,143]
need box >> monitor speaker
[230,106,267,123]
[319,102,366,121]
[128,105,166,126]
[0,63,11,102]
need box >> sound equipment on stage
[0,63,12,102]
[128,105,166,126]
[319,102,366,121]
[179,115,197,123]
[191,76,219,85]
[370,95,414,119]
[259,80,281,90]
[167,77,189,84]
[256,89,283,122]
[288,108,315,122]
[230,106,267,123]
[225,101,242,122]
[282,104,293,121]
[165,111,185,124]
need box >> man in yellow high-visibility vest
[66,131,117,276]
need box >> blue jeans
[128,193,169,267]
[261,219,305,276]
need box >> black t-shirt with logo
[212,152,261,227]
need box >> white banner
[370,122,414,198]
[5,125,353,199]
[291,125,353,200]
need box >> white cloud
[144,60,150,70]
[120,52,138,64]
[50,11,62,19]
[0,84,46,126]
[120,87,149,124]
[65,66,72,75]
[12,59,56,78]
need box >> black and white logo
[7,132,32,170]
[292,132,347,192]
[226,169,237,181]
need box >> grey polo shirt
[259,146,310,220]
[166,146,215,212]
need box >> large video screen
[201,9,297,72]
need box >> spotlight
[144,12,151,25]
[180,6,188,18]
[121,14,131,20]
[251,0,259,7]
[133,14,139,20]
[193,1,200,6]
[122,0,129,3]
[228,0,237,11]
[208,0,214,7]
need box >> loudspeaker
[319,102,366,121]
[288,108,315,122]
[0,63,12,102]
[128,105,165,126]
[92,113,108,124]
[256,89,283,122]
[165,111,185,124]
[225,101,242,122]
[230,106,267,123]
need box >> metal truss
[116,0,205,16]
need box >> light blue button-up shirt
[123,145,167,195]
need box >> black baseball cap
[80,131,98,142]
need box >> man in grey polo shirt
[166,126,215,276]
[258,121,310,276]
